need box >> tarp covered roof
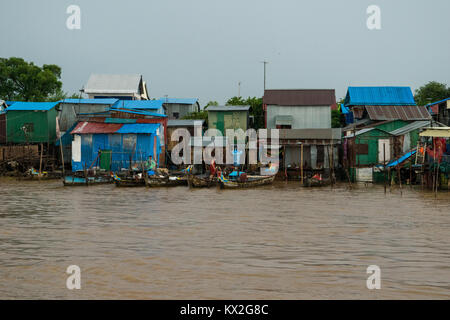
[112,100,164,109]
[84,74,142,94]
[345,86,416,106]
[71,122,160,135]
[6,101,59,111]
[264,89,336,106]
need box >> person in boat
[145,155,157,175]
[209,158,217,178]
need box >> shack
[264,128,341,180]
[58,99,119,135]
[207,105,250,135]
[70,121,162,172]
[161,98,200,119]
[263,89,336,129]
[343,86,430,123]
[6,101,58,144]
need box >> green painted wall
[374,120,408,132]
[6,108,57,144]
[355,128,392,166]
[208,110,248,135]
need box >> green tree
[0,57,63,101]
[414,81,449,106]
[203,100,219,109]
[226,96,264,129]
[331,109,345,128]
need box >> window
[356,144,369,155]
[173,112,179,119]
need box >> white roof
[84,74,142,94]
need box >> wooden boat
[218,174,276,189]
[63,175,113,186]
[147,175,188,187]
[114,174,187,187]
[187,174,218,188]
[114,176,146,187]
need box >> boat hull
[63,175,113,186]
[188,175,218,188]
[219,175,276,189]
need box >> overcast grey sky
[0,0,449,106]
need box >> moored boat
[187,174,218,188]
[63,175,113,186]
[218,174,276,189]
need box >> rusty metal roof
[71,122,123,134]
[365,105,431,121]
[263,89,336,106]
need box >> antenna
[260,61,269,92]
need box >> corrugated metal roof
[167,119,204,127]
[71,122,123,134]
[6,101,59,111]
[112,99,164,109]
[207,105,250,111]
[345,87,416,106]
[365,105,431,121]
[84,74,142,94]
[390,121,430,136]
[61,98,118,105]
[263,89,336,106]
[160,98,198,105]
[116,123,160,134]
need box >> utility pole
[261,61,268,92]
[238,81,241,97]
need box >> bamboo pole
[300,143,304,184]
[38,143,43,181]
[59,135,65,179]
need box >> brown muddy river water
[0,178,449,299]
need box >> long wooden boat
[187,174,218,188]
[114,174,187,187]
[218,174,276,189]
[63,175,113,186]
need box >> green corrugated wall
[6,108,57,144]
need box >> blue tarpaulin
[386,150,417,168]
